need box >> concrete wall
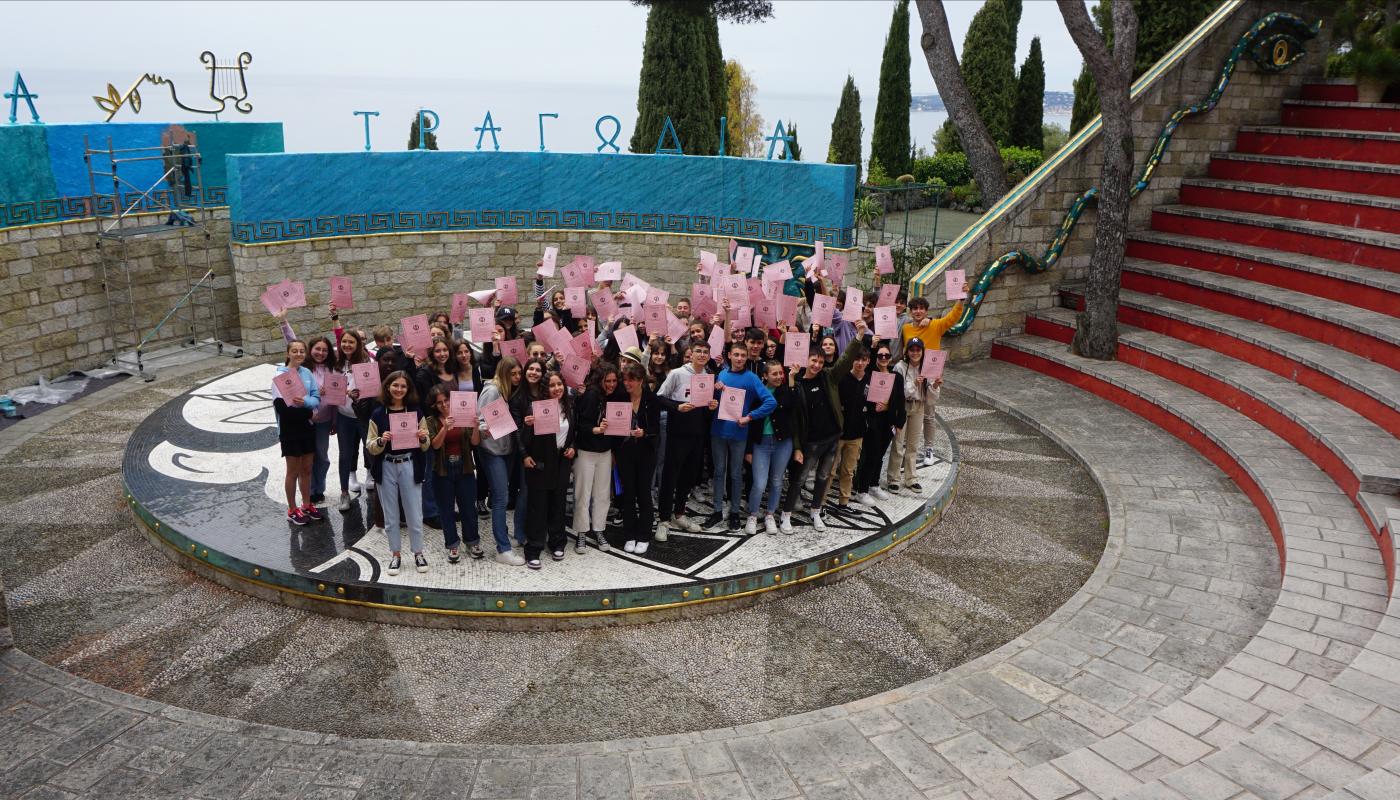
[230,229,734,357]
[0,210,238,386]
[913,1,1334,361]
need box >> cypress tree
[871,0,912,178]
[630,2,719,155]
[1011,37,1045,150]
[1004,0,1023,56]
[408,114,438,150]
[1070,0,1217,132]
[787,121,802,161]
[941,0,1015,150]
[827,76,863,184]
[704,11,728,150]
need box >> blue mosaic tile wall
[226,151,857,248]
[0,121,284,230]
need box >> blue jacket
[711,366,776,441]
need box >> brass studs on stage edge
[773,574,782,584]
[188,544,196,552]
[252,568,260,577]
[201,549,208,558]
[518,600,527,609]
[495,600,504,608]
[413,596,422,605]
[601,598,611,606]
[682,590,690,598]
[703,587,712,596]
[336,587,345,595]
[317,583,326,592]
[847,553,855,561]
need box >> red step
[1207,153,1400,199]
[1126,232,1400,316]
[1235,127,1400,166]
[1302,83,1359,102]
[1280,100,1400,133]
[1177,179,1400,236]
[1151,206,1400,272]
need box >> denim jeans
[710,435,748,516]
[479,450,518,553]
[312,418,333,497]
[379,457,423,555]
[432,457,478,549]
[747,434,794,516]
[334,414,363,491]
[421,449,439,520]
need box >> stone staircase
[989,83,1400,798]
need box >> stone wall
[0,209,239,387]
[230,229,735,356]
[921,0,1334,361]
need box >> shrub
[1000,146,1044,182]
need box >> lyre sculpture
[94,51,253,121]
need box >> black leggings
[616,441,657,542]
[657,434,703,521]
[855,425,894,493]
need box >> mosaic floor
[123,364,957,597]
[0,360,1108,745]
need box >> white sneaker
[495,550,525,566]
[764,515,778,535]
[635,541,649,555]
[855,492,874,506]
[779,512,794,534]
[655,522,669,542]
[811,509,826,531]
[871,487,891,501]
[624,540,637,553]
[348,474,362,495]
[596,533,612,553]
[337,494,351,512]
[674,515,701,533]
[744,516,757,535]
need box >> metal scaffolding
[84,134,240,379]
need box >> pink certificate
[783,332,810,368]
[666,310,688,342]
[776,294,798,328]
[351,363,380,397]
[450,293,469,324]
[532,398,560,435]
[699,250,717,276]
[729,305,752,329]
[754,298,777,330]
[921,350,948,381]
[277,280,307,309]
[401,314,433,356]
[874,306,899,339]
[468,308,495,344]
[320,372,348,407]
[595,261,623,281]
[613,323,639,353]
[468,288,497,306]
[829,253,848,285]
[534,319,562,350]
[868,372,894,405]
[539,246,558,277]
[329,276,354,310]
[810,241,825,273]
[734,246,755,275]
[721,275,747,306]
[563,262,587,288]
[811,293,835,328]
[495,276,518,306]
[481,398,517,439]
[591,288,619,321]
[565,286,587,317]
[875,245,894,275]
[707,325,726,364]
[645,286,669,307]
[717,386,745,422]
[845,287,864,316]
[388,411,418,451]
[272,370,305,404]
[604,401,632,436]
[500,338,527,363]
[571,332,593,360]
[561,354,590,388]
[764,260,792,283]
[945,269,968,301]
[259,289,282,316]
[877,283,899,308]
[449,391,478,428]
[689,372,714,405]
[643,304,667,335]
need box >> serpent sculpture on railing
[945,12,1321,337]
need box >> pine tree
[827,76,863,184]
[940,0,1016,150]
[1070,0,1217,132]
[408,114,438,150]
[871,0,912,178]
[787,121,802,160]
[1011,37,1045,151]
[630,2,720,155]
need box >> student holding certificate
[365,370,431,576]
[521,373,577,566]
[853,342,906,506]
[273,340,323,527]
[616,362,663,555]
[424,385,483,564]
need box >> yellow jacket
[901,301,963,352]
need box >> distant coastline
[911,90,1074,115]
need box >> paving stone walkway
[0,358,1297,799]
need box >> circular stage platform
[121,364,959,628]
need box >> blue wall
[227,151,856,248]
[0,121,284,230]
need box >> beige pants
[823,438,863,505]
[887,399,924,486]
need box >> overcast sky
[4,1,1082,156]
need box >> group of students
[271,258,965,574]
